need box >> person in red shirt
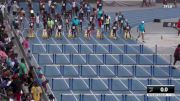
[176,19,180,36]
[173,44,180,68]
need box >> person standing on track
[36,13,40,28]
[61,0,66,15]
[71,24,76,38]
[163,0,168,8]
[79,17,83,32]
[55,23,63,39]
[173,44,180,68]
[112,23,117,39]
[173,0,177,8]
[142,0,148,7]
[29,21,35,38]
[105,15,110,32]
[47,18,54,38]
[42,11,47,29]
[85,24,91,40]
[136,21,145,42]
[177,19,180,36]
[48,0,52,13]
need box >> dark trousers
[142,0,148,7]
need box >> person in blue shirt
[72,17,80,26]
[97,9,102,20]
[137,21,145,42]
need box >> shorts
[140,31,145,33]
[58,29,62,32]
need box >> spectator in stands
[136,21,145,42]
[173,44,180,67]
[10,74,23,101]
[31,81,42,101]
[176,19,180,36]
[0,47,8,63]
[19,58,27,78]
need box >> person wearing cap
[176,19,180,36]
[137,21,145,42]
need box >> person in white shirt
[55,23,62,39]
[36,13,40,28]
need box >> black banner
[147,85,175,93]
